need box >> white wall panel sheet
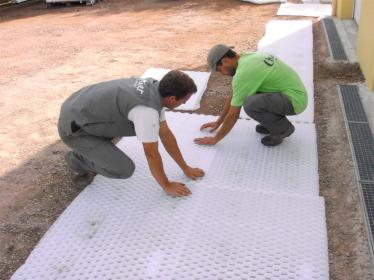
[141,68,210,111]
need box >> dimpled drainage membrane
[11,112,328,280]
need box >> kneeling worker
[194,44,308,147]
[58,70,204,196]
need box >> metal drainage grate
[339,85,374,182]
[340,85,368,122]
[339,84,374,256]
[348,122,374,182]
[362,183,374,237]
[323,18,348,60]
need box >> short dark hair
[216,49,237,68]
[159,70,197,100]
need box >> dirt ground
[1,0,374,279]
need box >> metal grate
[362,183,374,238]
[339,85,374,182]
[339,84,374,259]
[340,85,368,122]
[348,122,374,182]
[323,18,348,60]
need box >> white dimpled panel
[120,112,318,196]
[168,188,328,280]
[12,180,328,280]
[205,118,319,196]
[11,112,327,280]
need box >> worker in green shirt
[194,44,308,147]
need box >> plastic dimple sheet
[241,20,314,124]
[119,112,318,195]
[12,180,328,280]
[206,117,319,195]
[141,68,210,111]
[11,112,327,280]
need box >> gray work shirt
[58,78,163,138]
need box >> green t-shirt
[231,52,308,114]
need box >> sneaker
[71,171,96,188]
[255,125,270,134]
[64,151,96,187]
[261,124,295,147]
[282,123,295,138]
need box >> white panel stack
[141,68,210,111]
[277,3,332,17]
[11,112,329,280]
[240,20,314,124]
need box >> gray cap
[207,44,231,70]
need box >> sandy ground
[0,0,374,279]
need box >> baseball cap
[207,44,232,70]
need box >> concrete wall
[357,0,374,90]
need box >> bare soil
[0,0,373,279]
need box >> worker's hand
[194,136,218,146]
[200,121,220,133]
[163,182,191,197]
[183,166,205,180]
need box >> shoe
[64,151,96,187]
[261,124,295,147]
[71,171,96,188]
[255,125,270,134]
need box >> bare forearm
[215,114,238,141]
[145,152,169,188]
[194,106,241,146]
[161,131,188,170]
[217,96,232,123]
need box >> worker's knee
[106,159,135,179]
[117,160,136,179]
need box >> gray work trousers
[243,93,295,135]
[58,126,135,179]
